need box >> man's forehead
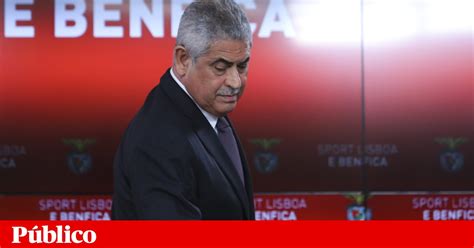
[205,53,249,65]
[206,40,250,60]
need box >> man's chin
[215,103,237,116]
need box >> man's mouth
[218,94,238,102]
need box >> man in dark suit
[112,0,255,220]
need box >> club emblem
[435,137,468,173]
[63,138,96,175]
[346,193,372,221]
[250,138,281,174]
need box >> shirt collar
[170,68,219,133]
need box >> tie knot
[216,117,230,133]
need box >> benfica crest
[345,193,372,221]
[250,138,281,174]
[435,137,468,173]
[63,138,96,175]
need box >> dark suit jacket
[112,69,255,220]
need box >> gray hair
[176,0,252,61]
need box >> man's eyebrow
[238,57,250,65]
[211,58,233,67]
[210,57,250,66]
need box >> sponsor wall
[0,0,472,219]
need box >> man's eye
[238,64,248,71]
[215,67,226,72]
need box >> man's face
[182,40,250,117]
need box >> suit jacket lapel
[193,122,250,217]
[159,69,251,218]
[227,118,255,217]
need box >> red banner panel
[255,193,474,220]
[2,193,474,221]
[0,195,112,220]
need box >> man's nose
[225,67,241,89]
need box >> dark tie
[216,117,245,185]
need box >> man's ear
[173,45,191,77]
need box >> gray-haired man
[112,0,255,220]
